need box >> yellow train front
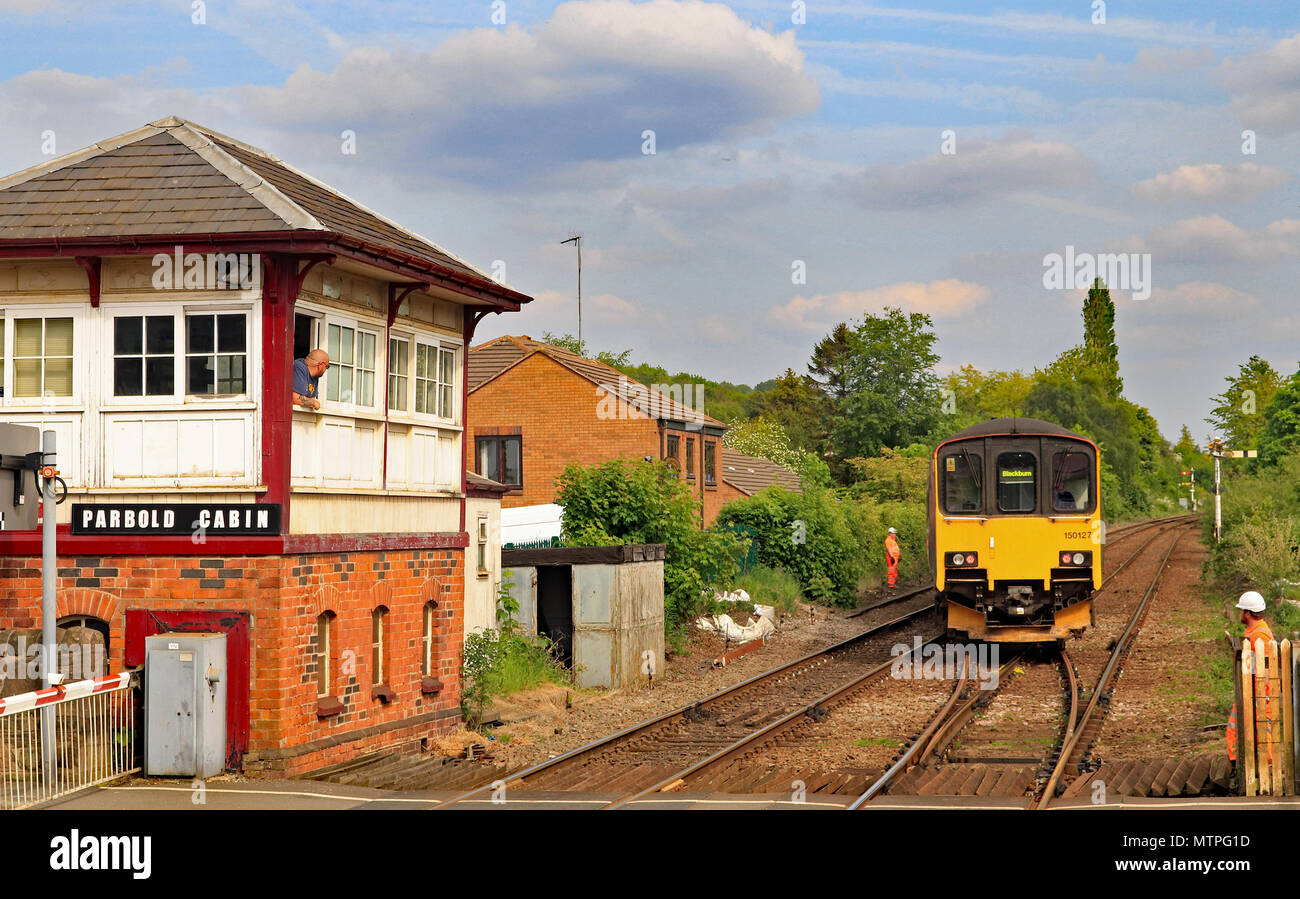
[928,417,1102,643]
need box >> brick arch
[57,588,120,623]
[371,580,393,609]
[310,584,344,617]
[422,576,443,606]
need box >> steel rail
[1035,524,1191,809]
[432,601,936,808]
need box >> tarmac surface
[41,776,1300,810]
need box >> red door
[125,609,251,770]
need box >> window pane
[44,358,72,396]
[1052,451,1092,512]
[417,345,432,378]
[44,318,72,356]
[358,370,374,406]
[327,324,341,360]
[997,452,1037,513]
[389,373,407,411]
[188,355,214,394]
[340,328,354,363]
[390,339,408,375]
[114,317,143,356]
[439,384,452,418]
[147,316,174,354]
[187,315,214,353]
[439,348,455,385]
[359,333,375,369]
[943,452,982,514]
[0,319,5,394]
[115,358,143,396]
[146,356,174,395]
[479,441,498,481]
[504,438,520,486]
[217,314,245,352]
[14,358,40,397]
[14,319,42,357]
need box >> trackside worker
[1227,590,1274,763]
[884,527,901,591]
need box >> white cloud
[831,136,1092,209]
[770,279,990,329]
[1141,281,1258,318]
[1133,46,1216,74]
[1138,214,1300,265]
[1219,33,1300,132]
[1132,163,1292,203]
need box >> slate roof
[0,116,520,295]
[468,335,727,429]
[720,447,802,496]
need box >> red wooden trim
[283,531,468,553]
[0,527,467,555]
[74,256,101,307]
[260,254,296,533]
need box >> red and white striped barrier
[0,671,133,718]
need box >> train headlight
[1072,552,1085,566]
[951,553,965,566]
[965,553,976,566]
[1061,552,1071,565]
[1060,551,1093,566]
[947,552,978,568]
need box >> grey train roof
[943,417,1089,442]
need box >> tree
[722,417,800,469]
[1258,365,1300,465]
[748,369,829,453]
[821,309,943,465]
[541,331,631,368]
[808,323,861,400]
[942,364,1035,428]
[1206,355,1280,450]
[1082,278,1122,397]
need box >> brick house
[466,336,799,526]
[0,117,530,775]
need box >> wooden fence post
[1281,639,1294,795]
[1242,642,1257,796]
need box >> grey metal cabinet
[144,633,227,778]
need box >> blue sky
[1,0,1298,443]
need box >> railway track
[845,520,1195,807]
[433,597,941,807]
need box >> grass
[483,632,569,696]
[735,565,805,615]
[853,737,900,748]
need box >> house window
[416,343,458,418]
[326,324,378,406]
[13,316,73,398]
[477,436,521,488]
[665,433,680,465]
[311,612,333,697]
[477,515,489,576]
[186,312,246,395]
[421,602,437,677]
[113,315,175,397]
[388,337,409,412]
[371,607,388,686]
[704,441,717,486]
[685,437,696,479]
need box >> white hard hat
[1236,591,1266,613]
[888,527,896,533]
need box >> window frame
[313,612,333,698]
[2,306,82,407]
[476,435,522,489]
[322,316,382,411]
[371,606,388,687]
[995,451,1038,514]
[1050,448,1096,514]
[703,440,717,487]
[421,602,437,677]
[941,450,984,515]
[387,334,411,413]
[182,307,253,400]
[476,514,490,577]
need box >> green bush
[716,485,863,606]
[736,565,805,614]
[554,457,747,635]
[844,497,929,589]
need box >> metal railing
[0,671,140,809]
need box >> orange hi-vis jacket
[884,533,901,566]
[1227,617,1276,761]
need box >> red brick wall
[469,353,661,509]
[469,354,738,525]
[0,547,465,777]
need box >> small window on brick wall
[371,606,389,686]
[422,601,438,677]
[311,611,333,697]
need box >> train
[927,417,1102,643]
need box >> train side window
[996,452,1037,513]
[1052,450,1093,512]
[942,452,982,513]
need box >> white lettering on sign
[95,510,107,528]
[82,508,93,527]
[257,509,268,529]
[199,510,211,528]
[109,509,121,528]
[164,510,175,528]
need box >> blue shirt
[293,358,320,401]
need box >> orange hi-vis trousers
[1228,619,1276,762]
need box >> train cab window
[942,452,982,513]
[996,452,1037,513]
[1052,450,1093,512]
